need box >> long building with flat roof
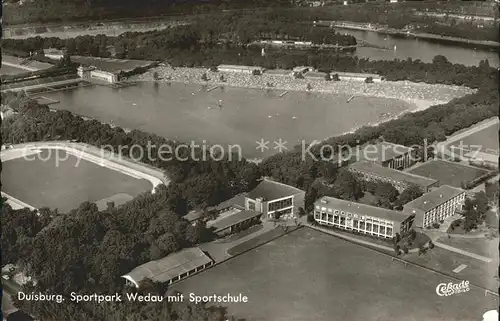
[403,185,465,228]
[207,209,263,236]
[360,141,417,170]
[122,247,213,288]
[349,161,438,192]
[314,196,414,239]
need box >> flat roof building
[314,196,414,238]
[359,141,417,170]
[207,210,263,236]
[403,185,466,228]
[217,65,264,74]
[122,247,213,288]
[245,178,305,220]
[349,161,438,192]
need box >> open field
[447,120,499,155]
[437,236,499,260]
[405,245,499,292]
[1,147,154,212]
[172,228,498,321]
[407,159,490,188]
[0,64,30,75]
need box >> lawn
[408,159,489,188]
[448,121,499,155]
[172,228,498,321]
[2,148,153,212]
[437,236,499,259]
[226,226,293,256]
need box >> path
[434,241,493,263]
[200,220,277,262]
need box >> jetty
[279,91,289,98]
[207,85,220,92]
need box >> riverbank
[331,21,500,50]
[136,66,475,112]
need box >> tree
[152,71,159,81]
[324,73,332,81]
[402,246,409,254]
[294,72,304,79]
[219,74,226,82]
[394,244,400,256]
[331,73,340,81]
[201,72,208,81]
[333,169,362,201]
[409,229,417,240]
[364,77,374,84]
[306,83,312,91]
[374,182,399,203]
[395,185,423,207]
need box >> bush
[432,222,440,229]
[364,76,374,83]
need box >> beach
[136,66,475,113]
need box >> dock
[207,85,220,92]
[279,91,288,98]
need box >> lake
[42,82,413,159]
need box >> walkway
[434,241,493,263]
[200,220,277,262]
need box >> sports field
[0,64,29,75]
[1,148,153,212]
[172,228,498,321]
[408,159,489,188]
[448,121,499,155]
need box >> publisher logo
[436,281,470,296]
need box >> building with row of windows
[217,65,264,74]
[314,196,414,239]
[245,178,305,220]
[403,185,466,228]
[77,65,119,83]
[349,160,438,192]
[359,141,417,170]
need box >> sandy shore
[136,66,474,113]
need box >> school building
[403,185,466,228]
[314,196,415,239]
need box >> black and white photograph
[1,1,499,320]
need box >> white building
[403,185,466,228]
[217,65,264,75]
[77,65,119,83]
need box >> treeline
[283,4,499,41]
[3,0,292,24]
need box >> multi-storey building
[349,160,438,192]
[245,178,305,219]
[314,196,415,239]
[360,141,417,170]
[403,185,466,228]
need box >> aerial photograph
[0,0,499,320]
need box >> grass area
[0,64,29,75]
[404,246,498,292]
[408,159,489,188]
[448,122,499,155]
[226,226,292,256]
[218,224,264,244]
[2,149,152,212]
[173,228,498,321]
[437,236,498,259]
